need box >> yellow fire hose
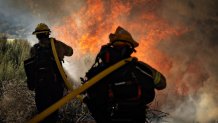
[51,38,73,90]
[28,57,133,123]
[51,38,83,100]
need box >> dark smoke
[156,0,218,122]
[0,0,35,38]
[0,0,85,38]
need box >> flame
[53,0,190,94]
[53,0,133,56]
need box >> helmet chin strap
[36,33,49,39]
[37,35,50,45]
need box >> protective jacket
[25,38,73,123]
[30,38,73,61]
[84,43,166,123]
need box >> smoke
[0,0,85,40]
[0,0,36,38]
[51,0,150,84]
[1,0,218,122]
[156,0,218,122]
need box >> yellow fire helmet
[32,23,51,35]
[109,26,139,48]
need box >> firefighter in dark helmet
[26,23,73,123]
[83,26,166,123]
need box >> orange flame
[53,0,189,94]
[54,0,186,68]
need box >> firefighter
[29,23,73,123]
[84,26,166,123]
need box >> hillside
[0,37,93,123]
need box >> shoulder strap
[50,38,73,90]
[89,44,111,69]
[95,44,111,61]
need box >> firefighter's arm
[137,61,166,90]
[152,70,166,90]
[60,41,73,56]
[54,40,73,61]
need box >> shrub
[0,37,31,81]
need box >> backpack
[85,59,155,104]
[24,43,62,90]
[24,57,36,90]
[84,45,156,122]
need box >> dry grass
[0,79,94,123]
[0,36,167,123]
[0,37,30,81]
[0,36,94,123]
[0,80,36,123]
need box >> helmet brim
[32,30,51,35]
[109,33,139,48]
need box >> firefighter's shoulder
[136,61,166,90]
[30,43,40,57]
[52,38,73,56]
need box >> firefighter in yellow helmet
[83,26,166,123]
[32,23,51,35]
[27,23,73,123]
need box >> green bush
[0,37,31,81]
